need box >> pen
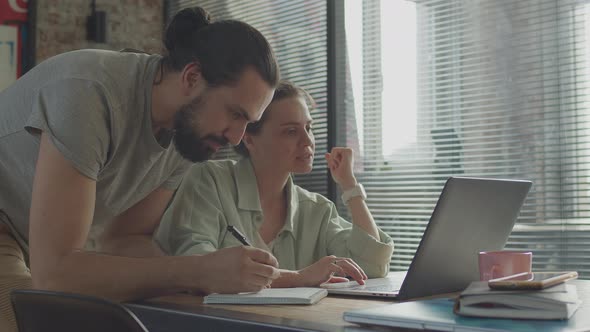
[227,225,252,246]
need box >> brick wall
[35,0,164,63]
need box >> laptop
[324,177,532,301]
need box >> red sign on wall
[0,0,28,23]
[0,0,28,85]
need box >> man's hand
[191,246,280,294]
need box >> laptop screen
[396,177,531,300]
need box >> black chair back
[10,289,149,332]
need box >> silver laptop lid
[397,177,532,300]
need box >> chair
[10,289,149,332]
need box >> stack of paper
[455,281,581,320]
[204,287,328,305]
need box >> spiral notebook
[203,287,328,305]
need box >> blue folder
[344,297,590,332]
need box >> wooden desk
[126,280,590,332]
[127,293,410,332]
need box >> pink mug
[478,250,532,281]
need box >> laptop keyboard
[323,272,407,295]
[349,274,405,292]
[362,284,402,292]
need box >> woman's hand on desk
[189,246,280,294]
[298,256,368,287]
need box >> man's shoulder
[40,49,126,70]
[46,49,151,64]
[37,49,158,84]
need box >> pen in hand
[227,225,280,283]
[227,225,252,246]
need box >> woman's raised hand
[325,147,357,190]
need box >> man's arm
[98,187,175,257]
[29,133,280,301]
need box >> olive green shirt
[155,159,394,278]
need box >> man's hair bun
[164,7,211,53]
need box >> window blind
[344,0,590,277]
[166,0,330,196]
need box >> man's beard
[173,96,228,162]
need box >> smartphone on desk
[488,271,578,290]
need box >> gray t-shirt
[0,49,191,250]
